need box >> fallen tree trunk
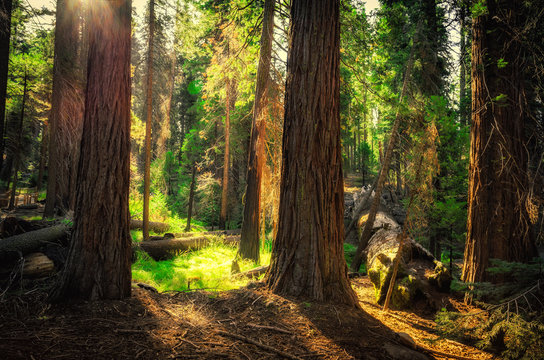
[174,229,241,238]
[0,224,68,258]
[232,265,269,279]
[130,219,169,233]
[23,252,55,278]
[138,235,240,260]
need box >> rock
[396,332,416,349]
[383,343,429,360]
[366,228,451,309]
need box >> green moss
[429,261,452,291]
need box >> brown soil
[0,184,496,359]
[0,277,495,360]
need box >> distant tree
[265,0,358,306]
[239,0,275,262]
[0,0,13,175]
[51,0,132,300]
[219,76,231,230]
[8,69,26,210]
[44,0,84,217]
[142,0,155,240]
[462,0,537,285]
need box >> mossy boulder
[428,260,451,292]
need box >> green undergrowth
[344,243,366,273]
[132,239,272,292]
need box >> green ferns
[436,259,544,359]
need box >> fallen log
[232,265,269,279]
[130,219,169,233]
[174,229,241,238]
[22,252,55,278]
[138,235,240,260]
[16,204,39,210]
[0,224,68,259]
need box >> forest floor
[0,184,496,360]
[0,277,496,360]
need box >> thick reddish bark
[0,0,13,174]
[462,0,536,284]
[265,0,358,306]
[142,0,155,241]
[239,0,275,262]
[44,0,84,217]
[51,0,132,301]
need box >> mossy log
[130,219,169,233]
[366,228,450,309]
[0,224,68,258]
[138,235,240,260]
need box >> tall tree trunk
[239,0,275,262]
[44,0,84,217]
[185,162,196,232]
[142,0,155,241]
[265,0,358,306]
[51,0,132,301]
[461,0,536,285]
[36,119,48,191]
[8,70,26,210]
[349,36,416,273]
[219,78,231,230]
[0,0,12,174]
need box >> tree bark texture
[36,120,48,191]
[44,0,84,217]
[349,38,416,273]
[265,0,358,306]
[239,0,275,262]
[219,78,231,230]
[142,0,155,241]
[462,0,536,284]
[51,0,132,300]
[0,0,13,174]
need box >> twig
[216,330,303,360]
[247,323,292,335]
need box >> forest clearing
[1,0,543,359]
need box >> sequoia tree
[51,0,132,300]
[462,0,536,284]
[265,0,358,306]
[44,0,84,217]
[238,0,275,262]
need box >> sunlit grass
[132,238,272,292]
[129,191,207,242]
